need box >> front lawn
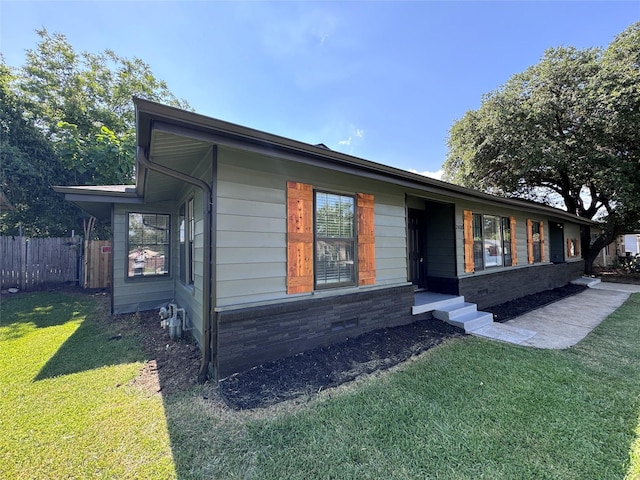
[170,294,640,479]
[1,291,639,479]
[0,292,175,479]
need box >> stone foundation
[215,284,419,377]
[459,261,584,310]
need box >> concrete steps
[432,300,494,333]
[412,295,465,315]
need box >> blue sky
[1,1,637,178]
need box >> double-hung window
[314,191,356,288]
[501,217,513,267]
[127,213,170,278]
[531,221,542,263]
[471,213,512,270]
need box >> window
[502,217,513,266]
[127,213,170,278]
[483,215,503,268]
[179,199,195,285]
[471,213,512,270]
[179,205,186,283]
[567,237,580,258]
[314,191,356,287]
[531,221,542,263]
[286,182,375,294]
[472,214,484,270]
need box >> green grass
[166,294,640,479]
[2,291,640,479]
[0,292,175,479]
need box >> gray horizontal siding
[217,232,286,248]
[217,263,286,282]
[215,147,410,308]
[374,200,406,285]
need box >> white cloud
[408,168,444,180]
[355,128,364,138]
[339,137,352,146]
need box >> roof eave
[133,97,597,227]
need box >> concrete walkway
[471,280,640,349]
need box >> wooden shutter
[510,216,518,266]
[463,210,474,273]
[575,238,580,256]
[567,238,573,257]
[539,221,546,262]
[357,193,376,286]
[287,181,313,294]
[527,219,534,264]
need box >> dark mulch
[127,281,595,410]
[218,283,592,410]
[485,283,588,323]
[219,318,462,410]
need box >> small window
[315,191,356,288]
[179,205,186,283]
[127,213,170,278]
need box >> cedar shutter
[287,181,313,294]
[539,221,546,262]
[575,238,580,256]
[567,238,573,257]
[357,193,376,286]
[463,210,474,273]
[510,216,518,266]
[527,219,534,264]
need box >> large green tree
[0,62,78,236]
[443,22,640,273]
[1,29,190,237]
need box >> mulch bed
[485,283,588,323]
[218,318,461,410]
[218,283,590,410]
[128,279,622,410]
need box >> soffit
[143,129,213,203]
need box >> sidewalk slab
[473,282,638,349]
[471,322,537,344]
[505,286,632,349]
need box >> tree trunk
[581,220,624,275]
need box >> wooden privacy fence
[0,237,112,291]
[84,240,112,289]
[0,236,80,291]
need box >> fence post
[19,236,27,291]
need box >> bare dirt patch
[110,308,201,396]
[594,267,640,285]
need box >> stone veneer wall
[459,261,585,310]
[216,284,420,378]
